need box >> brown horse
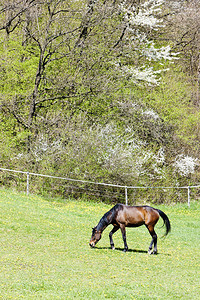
[89,203,171,254]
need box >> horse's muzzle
[89,242,95,248]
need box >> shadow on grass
[95,246,147,253]
[93,246,171,256]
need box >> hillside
[0,0,200,203]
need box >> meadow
[0,188,199,299]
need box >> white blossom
[173,155,199,176]
[117,0,177,85]
[142,109,160,120]
[32,135,62,161]
[121,0,164,28]
[142,44,177,61]
[95,124,166,178]
[121,66,163,85]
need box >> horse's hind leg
[109,226,119,250]
[146,225,158,255]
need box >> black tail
[157,209,171,236]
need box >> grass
[0,188,199,299]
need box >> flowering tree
[116,0,176,85]
[0,0,187,200]
[0,0,176,128]
[174,155,199,177]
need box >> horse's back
[114,204,145,227]
[114,204,159,227]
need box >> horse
[89,203,171,254]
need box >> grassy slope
[0,189,199,299]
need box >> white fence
[0,167,199,207]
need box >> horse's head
[89,227,102,248]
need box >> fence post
[187,186,190,207]
[125,186,128,205]
[27,172,29,196]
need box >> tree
[0,0,182,198]
[1,1,199,204]
[0,0,176,130]
[164,0,200,104]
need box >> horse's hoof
[111,247,115,250]
[148,250,157,255]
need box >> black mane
[96,204,123,232]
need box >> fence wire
[0,167,200,206]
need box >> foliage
[0,0,200,203]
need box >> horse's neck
[96,216,109,232]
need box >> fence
[0,167,199,207]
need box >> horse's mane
[96,204,123,231]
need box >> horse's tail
[157,209,171,236]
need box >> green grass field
[0,188,199,299]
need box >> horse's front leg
[120,224,128,252]
[109,226,119,250]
